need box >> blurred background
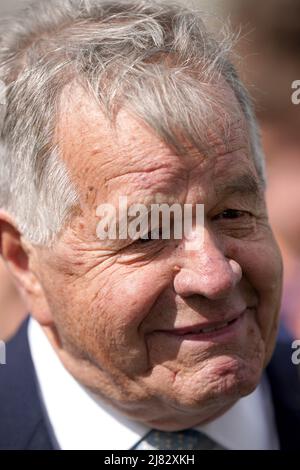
[0,0,299,340]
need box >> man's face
[32,84,282,430]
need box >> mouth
[155,310,249,341]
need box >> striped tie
[133,429,225,450]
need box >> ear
[0,210,53,326]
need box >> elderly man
[0,0,299,451]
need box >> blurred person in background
[229,0,300,338]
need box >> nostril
[207,275,237,299]
[172,256,242,299]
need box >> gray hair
[0,0,265,245]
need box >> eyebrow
[216,173,264,199]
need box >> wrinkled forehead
[56,81,252,203]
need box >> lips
[191,317,238,334]
[156,311,246,337]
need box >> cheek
[99,264,171,328]
[59,262,173,374]
[90,265,175,374]
[233,237,283,357]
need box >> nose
[173,232,242,300]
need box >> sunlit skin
[2,82,282,431]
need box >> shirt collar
[28,317,279,450]
[196,374,279,449]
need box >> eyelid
[135,226,163,243]
[212,209,253,221]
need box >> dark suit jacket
[0,319,300,450]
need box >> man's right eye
[135,227,162,244]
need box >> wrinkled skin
[14,83,282,431]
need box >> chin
[143,356,262,431]
[167,353,264,415]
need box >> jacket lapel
[0,318,54,450]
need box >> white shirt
[28,318,279,450]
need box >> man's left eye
[213,209,252,220]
